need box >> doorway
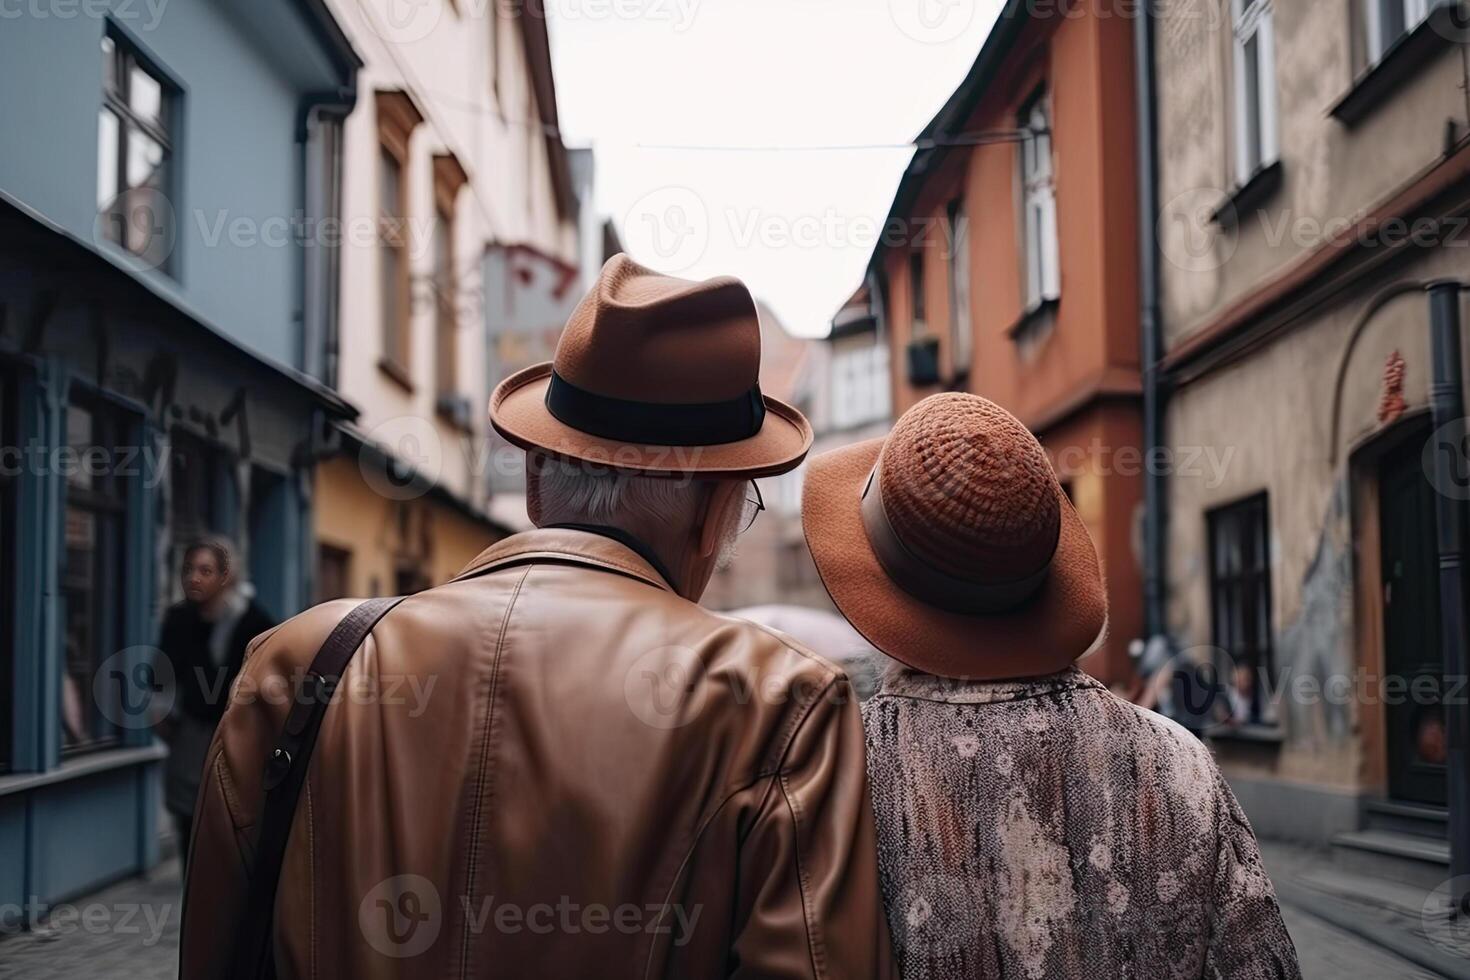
[1378,428,1447,806]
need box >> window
[61,396,132,754]
[945,197,972,378]
[1366,0,1434,62]
[97,29,176,271]
[1232,0,1278,181]
[432,152,468,408]
[376,91,426,387]
[909,250,926,333]
[831,343,892,430]
[433,204,457,399]
[316,544,352,603]
[379,148,410,382]
[1207,494,1277,728]
[1019,90,1060,309]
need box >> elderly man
[179,256,892,979]
[801,393,1299,980]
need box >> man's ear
[696,479,744,558]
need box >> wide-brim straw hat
[490,254,812,478]
[802,393,1108,680]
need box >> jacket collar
[452,526,675,593]
[875,665,1104,705]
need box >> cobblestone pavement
[0,850,1456,977]
[0,859,181,980]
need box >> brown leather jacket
[179,528,894,979]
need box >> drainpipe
[1135,0,1166,641]
[1426,280,1470,906]
[296,87,357,386]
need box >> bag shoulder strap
[230,595,408,980]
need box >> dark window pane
[1243,35,1262,170]
[1208,494,1275,726]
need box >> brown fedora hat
[802,393,1108,680]
[490,254,813,477]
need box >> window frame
[97,25,178,273]
[1232,0,1279,183]
[830,342,891,430]
[431,152,469,408]
[1366,0,1433,63]
[946,197,972,380]
[433,199,458,400]
[1206,492,1278,729]
[909,249,927,335]
[378,145,412,386]
[375,91,426,390]
[1018,88,1060,310]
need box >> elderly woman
[802,393,1300,980]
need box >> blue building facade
[0,0,360,920]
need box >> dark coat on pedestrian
[158,597,275,725]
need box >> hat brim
[801,438,1109,680]
[490,363,814,478]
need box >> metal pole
[1426,280,1470,906]
[1135,0,1166,640]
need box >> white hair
[534,457,703,526]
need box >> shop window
[60,396,132,754]
[1207,493,1278,727]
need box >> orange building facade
[871,0,1142,681]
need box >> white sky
[546,0,1003,337]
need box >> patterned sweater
[862,666,1301,980]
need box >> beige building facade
[312,0,578,599]
[1153,0,1470,901]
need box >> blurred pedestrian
[179,256,893,978]
[801,393,1300,979]
[157,535,275,867]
